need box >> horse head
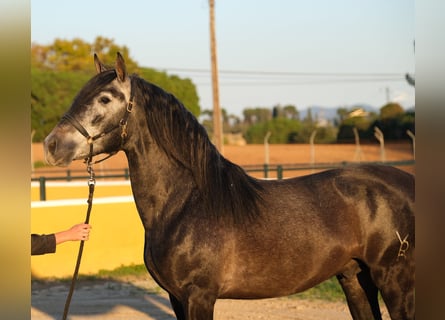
[44,53,133,166]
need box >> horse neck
[123,127,195,230]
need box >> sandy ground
[31,277,390,320]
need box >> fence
[31,160,414,201]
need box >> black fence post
[66,169,71,181]
[39,177,46,201]
[277,165,283,180]
[263,164,269,179]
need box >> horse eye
[99,96,111,104]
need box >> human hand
[55,223,92,244]
[68,223,92,241]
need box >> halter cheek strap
[61,80,134,165]
[118,99,134,140]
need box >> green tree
[272,104,299,120]
[336,103,414,142]
[335,107,349,126]
[380,102,404,120]
[31,36,138,73]
[370,103,413,140]
[31,68,91,141]
[243,107,272,125]
[336,107,376,142]
[245,118,302,144]
[314,125,338,144]
[283,104,299,120]
[138,68,200,116]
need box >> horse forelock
[71,70,117,110]
[132,76,263,224]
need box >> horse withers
[44,53,415,320]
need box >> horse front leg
[182,284,216,320]
[169,293,186,320]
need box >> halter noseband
[61,78,134,165]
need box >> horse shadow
[31,276,176,319]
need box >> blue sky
[31,0,415,117]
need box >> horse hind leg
[337,260,382,320]
[372,257,415,320]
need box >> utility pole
[209,0,223,153]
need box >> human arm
[54,223,91,244]
[31,233,56,255]
[31,223,91,255]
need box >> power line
[195,77,405,86]
[153,66,405,86]
[154,66,403,78]
[149,65,407,88]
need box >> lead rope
[62,146,96,320]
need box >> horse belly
[219,237,352,299]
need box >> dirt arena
[31,276,390,320]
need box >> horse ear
[115,52,127,82]
[94,53,107,74]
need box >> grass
[32,264,148,283]
[33,161,49,169]
[67,264,149,282]
[95,264,148,278]
[289,277,345,302]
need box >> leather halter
[61,78,134,164]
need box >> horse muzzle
[43,128,84,166]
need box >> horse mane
[131,75,264,224]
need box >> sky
[31,0,415,117]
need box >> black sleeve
[31,234,56,255]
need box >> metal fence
[31,160,414,201]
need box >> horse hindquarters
[340,165,415,319]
